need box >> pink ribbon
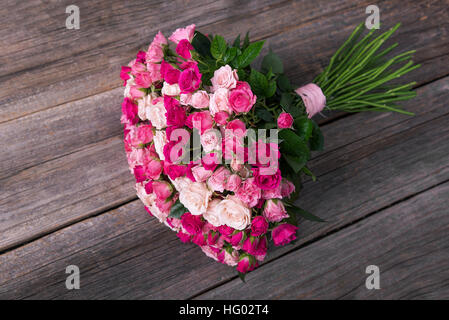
[295,83,326,118]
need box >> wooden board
[1,78,448,299]
[1,0,447,123]
[1,75,447,253]
[197,181,449,299]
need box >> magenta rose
[277,112,293,128]
[161,60,181,84]
[229,231,244,247]
[163,163,187,179]
[135,72,152,88]
[179,64,202,93]
[253,168,282,190]
[192,232,207,246]
[189,111,213,134]
[121,97,138,124]
[177,230,191,243]
[176,39,194,59]
[272,223,298,246]
[229,81,256,113]
[263,199,289,222]
[181,212,204,235]
[280,179,296,197]
[251,216,268,237]
[145,159,163,180]
[236,254,257,274]
[214,111,230,125]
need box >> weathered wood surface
[198,182,449,299]
[1,0,448,299]
[1,0,448,253]
[1,77,447,299]
[1,0,447,123]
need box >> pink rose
[281,179,296,197]
[277,112,293,128]
[243,236,267,259]
[217,249,239,266]
[121,98,138,124]
[262,183,282,199]
[146,31,167,63]
[168,24,195,44]
[201,152,220,171]
[178,65,202,93]
[129,86,145,99]
[229,81,256,113]
[120,66,131,86]
[251,216,268,237]
[191,165,213,182]
[211,65,238,91]
[192,232,207,246]
[177,230,191,243]
[236,254,257,273]
[253,168,282,190]
[263,199,289,222]
[176,39,194,59]
[180,93,192,106]
[125,124,153,148]
[131,60,146,75]
[181,212,204,235]
[135,72,152,88]
[209,88,231,115]
[236,177,261,208]
[201,129,221,153]
[164,163,187,180]
[207,166,231,193]
[133,166,146,183]
[214,111,230,125]
[189,111,213,134]
[152,181,173,201]
[272,224,298,246]
[226,174,241,192]
[229,231,244,247]
[161,60,181,85]
[226,119,246,138]
[145,159,163,180]
[191,90,210,109]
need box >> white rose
[170,176,192,192]
[179,182,212,216]
[161,82,181,96]
[191,90,210,109]
[211,65,238,91]
[203,199,223,227]
[209,88,231,115]
[153,130,167,160]
[200,129,221,153]
[124,77,135,98]
[137,92,158,121]
[135,183,168,223]
[146,99,167,129]
[215,195,251,230]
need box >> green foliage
[211,35,227,59]
[261,51,284,74]
[286,205,325,222]
[169,199,188,219]
[235,41,265,68]
[191,31,211,58]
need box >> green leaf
[236,41,265,68]
[261,51,284,74]
[192,31,212,57]
[238,271,247,283]
[223,47,238,64]
[249,69,268,96]
[233,34,241,48]
[211,35,227,59]
[293,116,314,141]
[280,93,301,117]
[169,199,188,219]
[277,74,293,92]
[265,80,277,98]
[242,31,250,50]
[287,205,326,222]
[255,107,273,122]
[302,166,316,181]
[283,154,307,173]
[278,129,310,159]
[309,121,324,151]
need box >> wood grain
[1,0,447,123]
[0,76,447,253]
[197,181,449,299]
[0,78,448,299]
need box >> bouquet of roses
[120,23,419,278]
